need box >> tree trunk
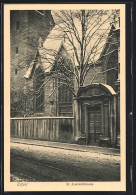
[73,98,81,142]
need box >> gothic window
[58,83,73,116]
[107,50,118,90]
[34,67,45,113]
[56,51,73,116]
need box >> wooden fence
[10,117,75,143]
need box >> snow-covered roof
[24,10,119,79]
[24,61,34,79]
[24,26,64,79]
[78,83,116,96]
[51,10,117,65]
[90,83,116,95]
[39,26,64,72]
[101,83,116,95]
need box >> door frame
[84,102,103,144]
[88,105,102,143]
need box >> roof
[24,26,64,79]
[101,83,116,95]
[24,10,119,79]
[51,10,117,65]
[40,26,64,72]
[78,83,116,96]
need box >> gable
[78,83,116,98]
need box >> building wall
[83,65,106,86]
[78,84,117,146]
[10,10,54,70]
[84,28,120,93]
[10,11,28,116]
[32,45,73,117]
[106,50,118,91]
[10,10,54,117]
[10,11,29,70]
[27,11,54,66]
[44,75,58,116]
[78,28,120,147]
[10,11,28,100]
[84,51,118,92]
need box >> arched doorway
[78,83,117,146]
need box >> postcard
[4,3,126,191]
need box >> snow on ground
[10,142,120,164]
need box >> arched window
[34,67,45,113]
[107,50,118,90]
[58,83,73,116]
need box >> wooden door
[88,106,102,144]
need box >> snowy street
[10,140,120,182]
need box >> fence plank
[10,117,74,142]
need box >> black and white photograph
[4,4,126,191]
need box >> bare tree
[36,9,120,96]
[11,9,120,117]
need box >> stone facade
[77,28,120,147]
[77,84,117,146]
[10,10,54,116]
[31,44,73,117]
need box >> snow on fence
[10,117,75,143]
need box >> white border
[4,4,126,191]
